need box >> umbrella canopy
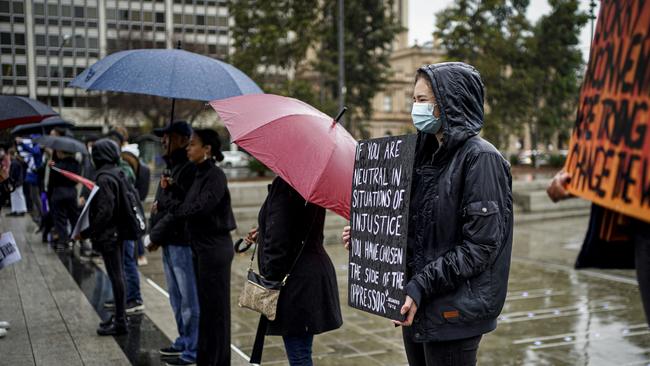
[0,96,58,129]
[11,116,75,136]
[69,49,263,101]
[35,135,87,155]
[210,94,357,219]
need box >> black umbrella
[35,135,87,155]
[11,116,75,136]
[0,95,58,129]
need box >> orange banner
[565,0,650,223]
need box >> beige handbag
[238,239,304,321]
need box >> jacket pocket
[462,200,501,247]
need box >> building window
[48,35,59,47]
[36,34,46,46]
[88,37,98,48]
[143,11,152,22]
[173,13,181,23]
[155,12,164,23]
[34,3,44,15]
[15,64,26,76]
[196,15,205,25]
[0,32,10,45]
[14,33,24,46]
[1,64,12,77]
[0,1,8,13]
[61,5,71,17]
[47,4,58,16]
[87,7,97,19]
[12,1,23,13]
[383,95,392,112]
[74,6,84,18]
[119,9,128,20]
[37,66,47,77]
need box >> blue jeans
[283,335,314,366]
[123,240,142,303]
[163,245,200,362]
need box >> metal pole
[58,48,64,114]
[337,0,346,128]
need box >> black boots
[97,316,128,336]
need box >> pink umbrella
[210,94,357,219]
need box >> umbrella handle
[334,107,347,123]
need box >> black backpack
[97,168,147,240]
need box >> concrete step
[514,190,591,213]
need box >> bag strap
[247,201,318,287]
[249,315,268,364]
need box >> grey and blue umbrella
[35,135,87,155]
[11,116,75,136]
[0,95,58,129]
[69,48,263,121]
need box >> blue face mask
[411,102,442,134]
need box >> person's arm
[259,181,296,281]
[173,170,226,219]
[405,152,511,308]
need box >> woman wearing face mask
[167,128,236,366]
[343,62,513,366]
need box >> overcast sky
[407,0,599,62]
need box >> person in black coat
[48,150,81,252]
[250,176,342,365]
[85,139,129,336]
[148,121,200,365]
[343,63,513,366]
[169,129,236,366]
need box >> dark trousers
[193,238,234,366]
[403,331,482,366]
[102,241,127,324]
[635,221,650,326]
[50,189,79,245]
[282,334,314,366]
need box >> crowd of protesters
[1,60,645,366]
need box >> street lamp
[57,34,83,113]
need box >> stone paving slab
[0,217,130,366]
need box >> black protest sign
[348,134,417,320]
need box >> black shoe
[99,316,114,328]
[104,300,115,309]
[97,321,128,336]
[126,300,145,314]
[165,357,196,366]
[159,346,183,357]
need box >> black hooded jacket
[87,139,122,251]
[149,146,197,246]
[403,63,513,342]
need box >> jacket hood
[417,62,485,162]
[92,138,121,168]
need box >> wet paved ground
[2,213,649,365]
[140,215,649,365]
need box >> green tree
[434,0,587,151]
[527,0,588,152]
[315,0,404,137]
[435,0,532,147]
[229,0,403,138]
[229,0,320,105]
